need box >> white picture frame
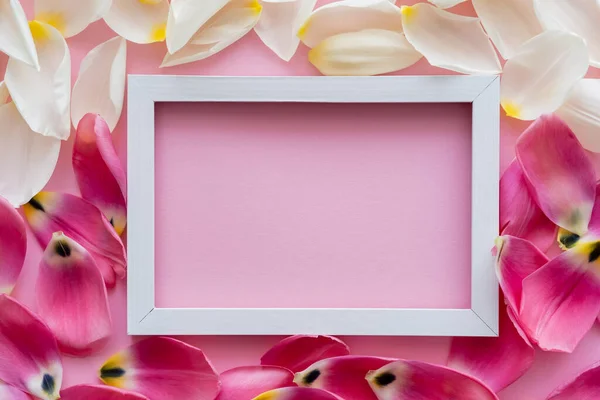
[127,75,500,336]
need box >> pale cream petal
[34,0,112,38]
[401,3,501,74]
[0,0,39,69]
[166,0,230,53]
[0,101,61,207]
[428,0,466,9]
[0,82,9,104]
[161,0,262,67]
[104,0,169,44]
[5,21,71,140]
[534,0,600,68]
[472,0,543,59]
[255,0,317,61]
[298,0,403,48]
[556,80,600,152]
[500,30,589,121]
[72,36,127,132]
[309,29,422,76]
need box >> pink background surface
[6,1,600,399]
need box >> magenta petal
[253,387,343,400]
[100,337,220,400]
[23,192,126,288]
[500,159,556,251]
[36,232,112,356]
[294,355,393,400]
[447,307,534,392]
[261,335,350,373]
[0,295,62,400]
[61,385,148,400]
[547,361,600,399]
[520,242,600,352]
[494,235,548,313]
[0,195,26,295]
[0,381,33,400]
[367,360,498,400]
[516,114,596,235]
[215,366,294,400]
[73,114,127,236]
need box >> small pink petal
[0,381,33,400]
[261,335,350,373]
[520,242,600,352]
[0,195,27,294]
[215,366,294,400]
[0,295,62,400]
[100,337,220,400]
[61,384,148,400]
[500,159,556,251]
[366,359,498,400]
[516,114,596,235]
[36,232,112,356]
[294,355,393,400]
[22,192,126,288]
[494,235,548,313]
[252,387,343,400]
[447,306,534,392]
[73,114,127,236]
[547,361,600,399]
[561,184,600,249]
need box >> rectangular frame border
[127,75,500,336]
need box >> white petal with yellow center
[556,80,600,152]
[500,30,589,121]
[401,3,501,74]
[104,0,169,44]
[0,0,39,69]
[427,0,466,9]
[5,21,71,140]
[298,0,403,48]
[309,29,422,76]
[34,0,112,38]
[161,0,262,67]
[72,36,127,132]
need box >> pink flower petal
[73,114,127,236]
[366,359,498,400]
[215,366,294,400]
[516,114,596,235]
[559,183,600,250]
[61,384,148,400]
[500,159,556,251]
[294,355,393,400]
[36,232,112,356]
[0,295,62,400]
[0,381,33,400]
[0,195,26,295]
[100,337,220,400]
[260,335,350,373]
[494,235,548,313]
[520,241,600,352]
[447,307,535,392]
[547,361,600,399]
[253,387,343,400]
[22,192,126,288]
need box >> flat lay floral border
[1,0,600,399]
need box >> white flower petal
[255,0,317,61]
[401,3,500,74]
[0,0,39,69]
[166,0,230,53]
[309,29,422,76]
[104,0,169,44]
[534,0,600,68]
[556,80,600,152]
[5,21,71,140]
[472,0,543,59]
[0,100,61,207]
[428,0,466,9]
[500,30,589,121]
[298,0,403,48]
[34,0,112,38]
[71,36,127,132]
[161,0,262,67]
